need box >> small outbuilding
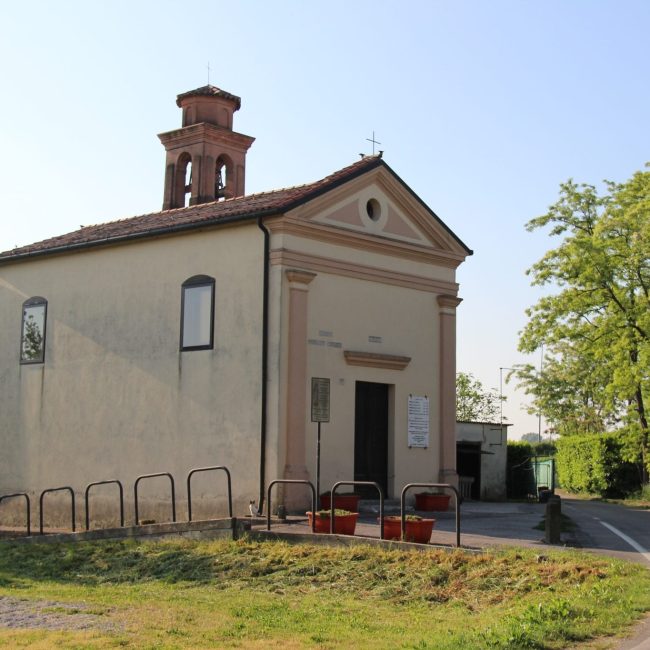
[456,421,510,501]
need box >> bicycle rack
[401,483,461,547]
[266,479,316,532]
[0,492,31,537]
[134,472,176,525]
[330,481,384,538]
[186,466,232,521]
[84,480,125,531]
[39,486,76,535]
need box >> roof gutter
[256,216,271,515]
[0,209,285,267]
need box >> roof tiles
[0,155,383,262]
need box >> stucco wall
[0,224,264,526]
[456,422,508,501]
[302,273,441,498]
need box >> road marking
[598,520,650,563]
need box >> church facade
[0,86,471,525]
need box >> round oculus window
[366,198,381,222]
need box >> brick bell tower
[158,85,255,210]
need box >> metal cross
[366,131,381,155]
[207,62,211,85]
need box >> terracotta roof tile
[176,85,241,109]
[0,155,384,262]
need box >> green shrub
[507,441,559,498]
[556,434,640,497]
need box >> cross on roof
[366,131,381,155]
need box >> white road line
[598,520,650,563]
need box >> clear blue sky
[1,1,648,437]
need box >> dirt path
[0,596,119,631]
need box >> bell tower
[158,85,255,210]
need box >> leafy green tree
[514,166,650,484]
[456,372,504,422]
[22,314,43,361]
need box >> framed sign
[311,377,330,423]
[408,394,429,448]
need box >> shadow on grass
[0,540,215,586]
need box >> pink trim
[283,270,316,497]
[437,294,460,485]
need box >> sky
[1,1,648,438]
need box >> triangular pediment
[283,164,470,262]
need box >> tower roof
[176,85,241,110]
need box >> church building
[0,85,471,525]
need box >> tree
[514,165,650,483]
[456,372,504,422]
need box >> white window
[180,276,215,350]
[20,297,47,364]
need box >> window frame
[180,275,215,351]
[20,296,48,365]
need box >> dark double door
[354,381,389,497]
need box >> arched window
[215,155,233,200]
[180,275,215,351]
[20,296,47,363]
[184,160,193,207]
[173,152,192,209]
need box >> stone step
[357,499,414,515]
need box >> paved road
[560,497,650,567]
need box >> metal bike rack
[186,466,232,521]
[134,472,176,525]
[401,483,461,547]
[0,492,31,537]
[84,480,125,531]
[39,486,76,535]
[330,481,384,538]
[266,479,316,532]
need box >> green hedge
[556,433,639,497]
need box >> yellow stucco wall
[0,224,265,525]
[302,273,441,497]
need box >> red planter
[414,493,451,512]
[307,511,358,535]
[381,516,436,544]
[319,493,360,511]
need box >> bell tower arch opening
[158,85,255,210]
[172,152,193,208]
[215,154,233,201]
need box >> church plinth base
[281,465,311,513]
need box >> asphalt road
[560,497,650,567]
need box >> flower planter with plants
[319,493,360,511]
[381,515,436,544]
[414,491,451,512]
[306,509,358,535]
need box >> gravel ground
[0,596,119,632]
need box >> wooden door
[354,381,389,497]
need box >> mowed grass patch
[0,537,648,648]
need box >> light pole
[499,367,514,427]
[538,344,544,444]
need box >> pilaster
[437,294,462,486]
[283,270,317,504]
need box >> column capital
[437,294,462,313]
[285,269,317,288]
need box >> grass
[0,537,648,648]
[557,487,650,510]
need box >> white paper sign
[311,377,330,423]
[408,395,429,448]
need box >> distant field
[0,537,648,648]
